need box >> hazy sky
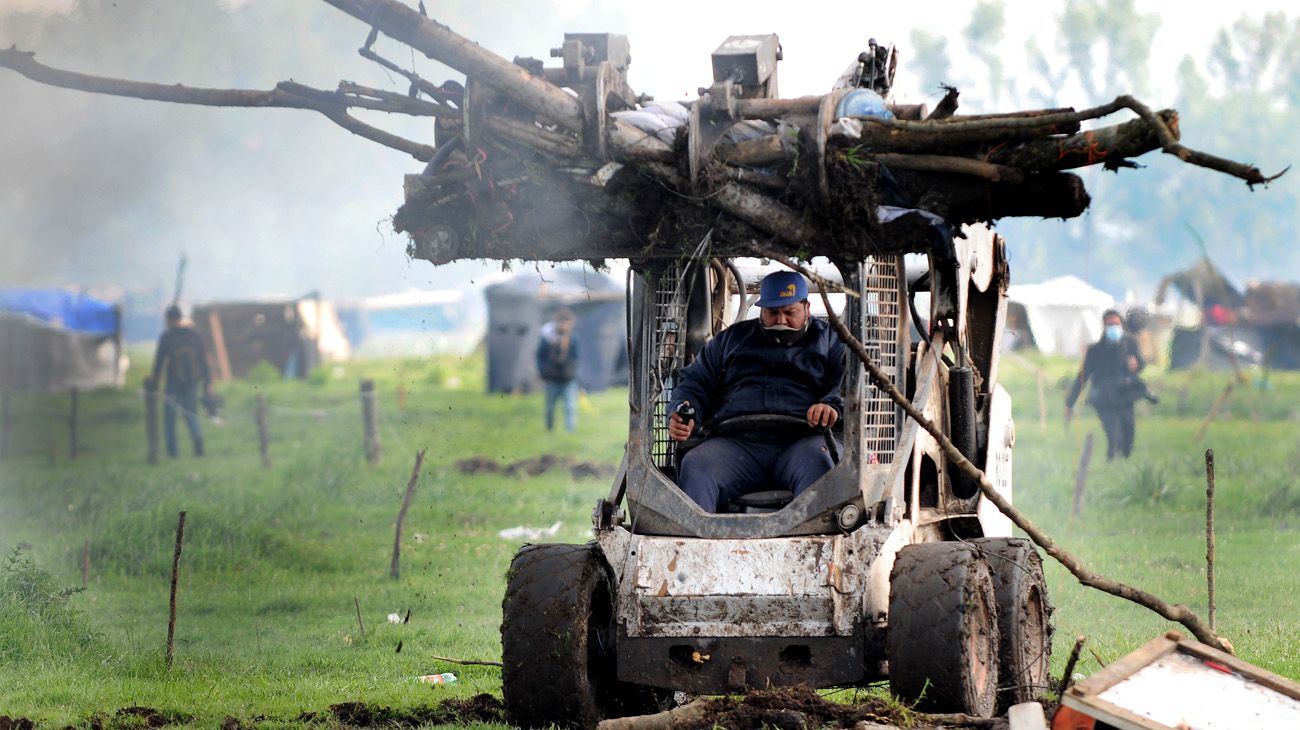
[0,0,1293,303]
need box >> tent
[1005,275,1115,357]
[484,269,627,393]
[192,297,351,380]
[0,288,126,391]
[337,289,485,358]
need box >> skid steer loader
[501,226,1054,728]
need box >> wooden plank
[207,311,232,382]
[1062,631,1300,729]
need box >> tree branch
[0,45,435,161]
[357,46,461,105]
[755,246,1231,653]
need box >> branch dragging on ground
[758,247,1230,652]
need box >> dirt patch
[675,687,903,729]
[665,687,1007,730]
[0,717,35,730]
[454,456,501,474]
[456,454,615,480]
[85,707,192,729]
[313,694,507,727]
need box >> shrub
[0,546,103,661]
[244,360,282,384]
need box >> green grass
[1,348,1297,726]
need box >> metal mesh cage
[649,262,686,469]
[860,255,902,463]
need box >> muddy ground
[2,688,1029,728]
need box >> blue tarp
[0,288,119,336]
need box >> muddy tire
[887,542,1000,717]
[971,537,1054,711]
[501,543,669,729]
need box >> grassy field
[1,348,1297,727]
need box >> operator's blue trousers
[679,434,836,512]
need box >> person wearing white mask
[1065,309,1149,460]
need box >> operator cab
[608,253,908,539]
[666,259,852,514]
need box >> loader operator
[668,271,845,512]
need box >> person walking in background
[1066,309,1154,460]
[536,308,580,432]
[150,304,211,457]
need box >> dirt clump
[84,707,190,729]
[456,454,615,480]
[321,694,506,727]
[0,717,35,730]
[455,456,501,474]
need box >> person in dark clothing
[536,308,580,432]
[668,271,845,512]
[1066,309,1152,460]
[150,305,211,457]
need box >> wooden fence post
[1205,448,1217,632]
[255,392,271,468]
[0,389,10,461]
[390,448,428,580]
[1071,432,1095,519]
[165,511,187,670]
[68,386,80,460]
[360,379,381,464]
[145,382,160,465]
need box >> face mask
[1105,324,1123,342]
[761,322,808,347]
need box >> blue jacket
[669,318,845,431]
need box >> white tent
[1006,275,1115,357]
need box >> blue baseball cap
[756,271,808,308]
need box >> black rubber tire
[887,541,1000,717]
[971,537,1055,712]
[501,543,669,729]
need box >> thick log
[719,134,789,167]
[728,96,925,121]
[867,153,1024,184]
[892,170,1091,222]
[986,110,1179,171]
[853,115,1082,150]
[639,162,816,247]
[321,0,585,132]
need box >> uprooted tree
[1,0,1280,652]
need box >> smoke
[0,0,562,302]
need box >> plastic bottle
[412,672,457,685]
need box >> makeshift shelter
[192,297,351,380]
[1156,258,1300,370]
[484,269,626,393]
[1005,275,1115,357]
[0,288,126,391]
[337,289,484,358]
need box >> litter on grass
[497,521,563,540]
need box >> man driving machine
[668,271,845,512]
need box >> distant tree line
[910,0,1298,297]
